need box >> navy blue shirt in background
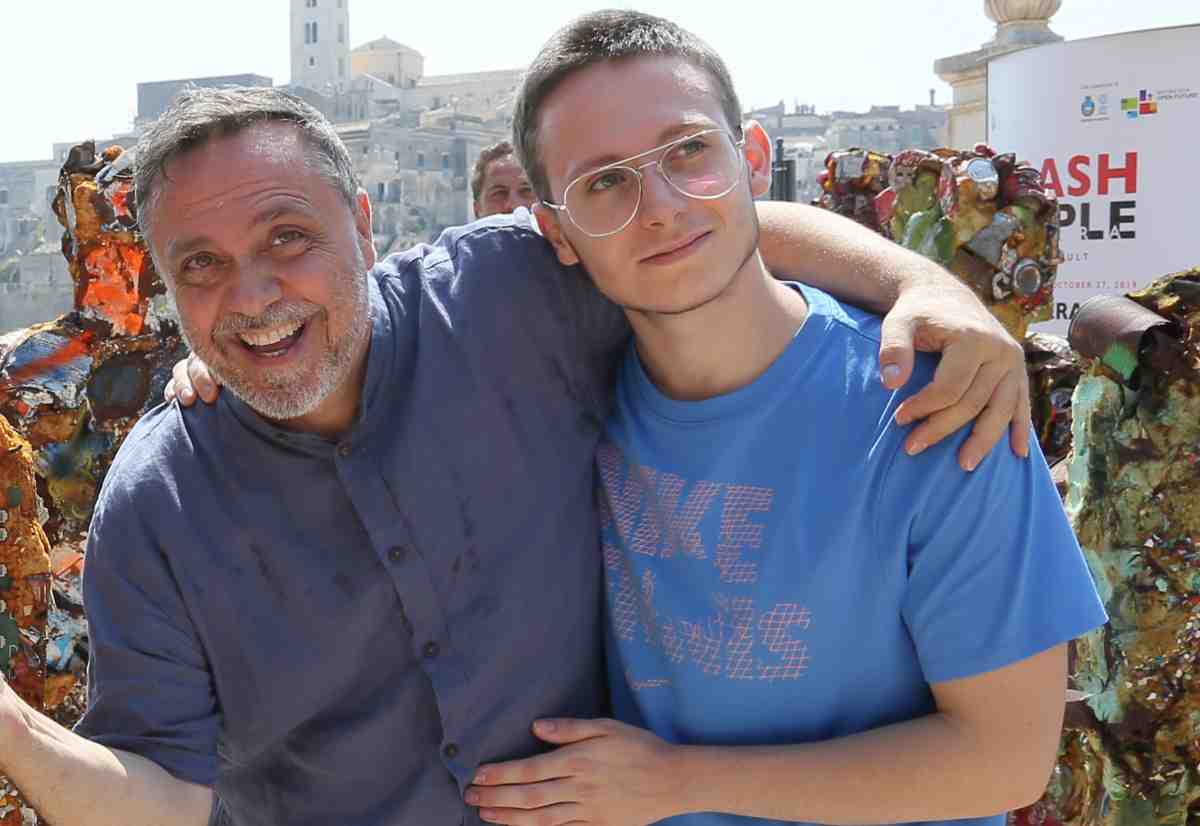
[76,212,628,826]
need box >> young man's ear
[533,202,581,267]
[742,120,773,199]
[354,189,378,270]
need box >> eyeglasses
[542,128,746,238]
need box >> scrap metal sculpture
[814,144,1078,464]
[0,141,185,826]
[1014,272,1200,826]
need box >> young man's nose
[637,166,688,229]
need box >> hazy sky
[0,0,1194,162]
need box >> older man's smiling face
[147,121,376,430]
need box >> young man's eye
[675,138,709,158]
[587,170,631,194]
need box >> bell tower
[290,0,351,92]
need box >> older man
[472,140,535,218]
[0,87,1026,826]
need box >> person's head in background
[471,141,535,218]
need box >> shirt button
[423,641,440,659]
[337,443,352,458]
[388,546,406,563]
[442,743,459,759]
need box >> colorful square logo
[1139,89,1158,115]
[1121,96,1140,118]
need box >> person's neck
[628,250,808,402]
[269,337,372,441]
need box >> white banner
[988,25,1200,335]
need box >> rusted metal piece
[813,143,1073,461]
[1024,333,1083,469]
[1067,295,1181,390]
[0,141,186,825]
[1012,268,1200,826]
[813,144,1060,340]
[0,417,51,826]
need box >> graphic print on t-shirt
[598,442,812,689]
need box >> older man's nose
[228,265,284,319]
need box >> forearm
[670,711,1048,824]
[755,201,970,314]
[0,693,213,826]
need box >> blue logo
[1081,96,1096,117]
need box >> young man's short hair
[511,9,743,201]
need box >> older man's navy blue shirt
[76,213,627,826]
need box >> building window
[0,189,8,206]
[312,21,318,42]
[362,144,369,156]
[417,152,425,169]
[338,23,344,43]
[377,182,385,201]
[338,57,345,78]
[309,57,315,66]
[441,153,450,170]
[394,151,400,161]
[304,22,312,43]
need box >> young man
[0,86,1027,826]
[462,11,1106,826]
[472,140,536,218]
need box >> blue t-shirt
[599,284,1106,826]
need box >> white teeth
[239,320,304,348]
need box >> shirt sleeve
[514,207,629,410]
[75,466,219,787]
[883,427,1108,685]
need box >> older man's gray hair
[133,86,360,244]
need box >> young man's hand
[879,276,1030,471]
[163,353,221,405]
[465,717,684,826]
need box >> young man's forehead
[539,56,733,168]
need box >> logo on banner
[1079,93,1110,122]
[1122,90,1158,119]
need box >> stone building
[136,75,273,125]
[934,0,1063,148]
[290,0,352,93]
[743,99,948,204]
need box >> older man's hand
[878,276,1030,471]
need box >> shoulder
[92,399,217,528]
[372,209,567,293]
[798,283,939,387]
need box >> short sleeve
[517,207,629,409]
[885,428,1107,685]
[75,471,219,787]
[558,260,629,414]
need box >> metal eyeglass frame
[541,127,747,239]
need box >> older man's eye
[272,229,306,246]
[183,253,216,271]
